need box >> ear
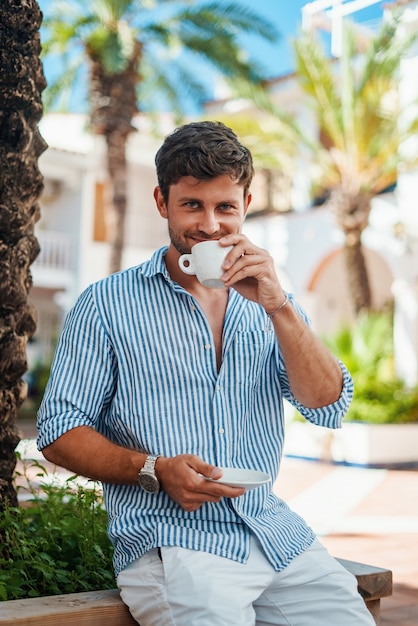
[154,186,168,219]
[244,192,252,217]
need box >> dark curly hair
[155,121,254,202]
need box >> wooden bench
[0,558,392,626]
[339,558,393,624]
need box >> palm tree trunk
[0,0,46,515]
[88,43,141,275]
[331,189,373,315]
[106,129,129,275]
[344,234,372,314]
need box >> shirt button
[215,385,221,391]
[204,343,211,350]
[219,428,225,434]
[190,304,196,311]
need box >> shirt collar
[138,246,171,281]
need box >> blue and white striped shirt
[37,246,353,576]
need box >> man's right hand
[157,454,245,512]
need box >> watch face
[139,472,159,493]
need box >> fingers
[222,249,275,294]
[181,480,245,512]
[219,235,282,309]
[198,461,223,480]
[159,455,245,512]
[220,235,273,278]
[223,251,268,282]
[220,235,254,268]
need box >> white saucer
[203,467,271,490]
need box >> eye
[217,203,234,211]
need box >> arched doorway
[307,247,393,335]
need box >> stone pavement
[15,420,418,625]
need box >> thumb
[198,462,223,480]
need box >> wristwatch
[138,455,160,494]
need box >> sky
[37,0,387,113]
[232,0,386,79]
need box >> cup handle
[178,254,195,275]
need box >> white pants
[117,537,376,626]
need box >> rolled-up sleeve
[288,360,354,429]
[36,286,117,450]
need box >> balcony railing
[34,231,75,271]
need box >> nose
[197,209,220,236]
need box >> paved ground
[274,458,418,626]
[15,420,418,625]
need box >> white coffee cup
[178,241,233,288]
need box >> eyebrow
[177,196,239,204]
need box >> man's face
[154,174,251,255]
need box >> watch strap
[143,454,159,472]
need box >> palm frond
[358,12,416,96]
[138,53,208,115]
[225,79,318,152]
[290,14,418,197]
[173,32,264,83]
[293,31,345,150]
[86,21,136,73]
[340,23,357,157]
[42,56,86,111]
[91,0,134,22]
[175,2,278,42]
[41,15,96,54]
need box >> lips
[189,236,223,243]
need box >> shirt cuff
[292,361,354,429]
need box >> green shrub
[0,458,115,601]
[19,360,53,420]
[323,312,418,424]
[348,378,418,424]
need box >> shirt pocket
[231,330,272,388]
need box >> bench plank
[0,589,136,626]
[337,558,392,625]
[337,558,393,600]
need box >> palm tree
[41,0,278,274]
[229,15,418,315]
[0,1,46,515]
[291,16,418,314]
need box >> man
[37,121,374,625]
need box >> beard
[168,225,191,256]
[168,225,225,255]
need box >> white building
[30,113,170,364]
